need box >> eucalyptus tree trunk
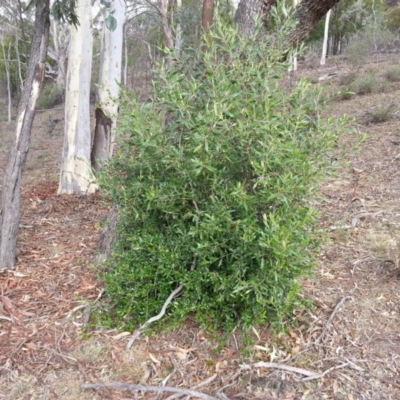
[320,9,331,65]
[287,0,340,48]
[58,0,96,194]
[288,0,300,72]
[15,36,24,92]
[47,19,70,91]
[159,0,174,49]
[201,0,214,52]
[174,0,183,58]
[0,36,12,123]
[0,0,50,270]
[235,0,341,48]
[202,0,214,30]
[91,0,126,172]
[234,0,274,37]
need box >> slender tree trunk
[15,36,24,92]
[17,0,28,63]
[202,0,214,30]
[58,0,95,194]
[123,22,128,86]
[0,0,50,270]
[174,0,183,58]
[0,37,12,123]
[320,8,331,65]
[48,20,70,91]
[288,0,300,72]
[159,0,174,49]
[91,0,126,172]
[201,0,214,52]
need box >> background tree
[320,8,331,64]
[0,0,35,104]
[0,31,12,123]
[202,0,215,29]
[0,0,50,270]
[235,0,341,48]
[91,0,126,172]
[46,18,70,91]
[58,0,95,194]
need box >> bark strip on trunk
[91,108,112,171]
[0,0,50,270]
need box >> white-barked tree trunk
[320,8,331,65]
[58,0,96,194]
[91,0,126,172]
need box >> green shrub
[37,84,64,109]
[344,36,369,69]
[351,73,388,95]
[384,66,400,82]
[364,104,394,124]
[337,88,355,101]
[339,72,357,86]
[99,19,344,332]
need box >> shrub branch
[126,284,184,349]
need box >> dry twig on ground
[81,381,219,400]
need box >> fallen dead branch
[300,362,350,382]
[126,284,184,349]
[165,374,218,400]
[315,296,351,344]
[81,381,218,400]
[241,361,351,382]
[240,361,318,377]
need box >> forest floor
[1,55,400,400]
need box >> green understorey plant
[99,17,343,333]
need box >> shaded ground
[1,55,400,399]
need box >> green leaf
[105,15,117,32]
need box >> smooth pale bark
[174,0,182,58]
[123,22,128,86]
[0,0,50,270]
[15,36,24,92]
[58,0,96,194]
[91,0,126,172]
[320,8,331,65]
[0,36,12,123]
[288,0,300,72]
[47,19,70,91]
[159,0,174,49]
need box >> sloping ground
[1,58,400,399]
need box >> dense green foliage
[99,19,343,332]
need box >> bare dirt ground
[1,55,400,400]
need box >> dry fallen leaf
[291,346,300,356]
[0,295,13,313]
